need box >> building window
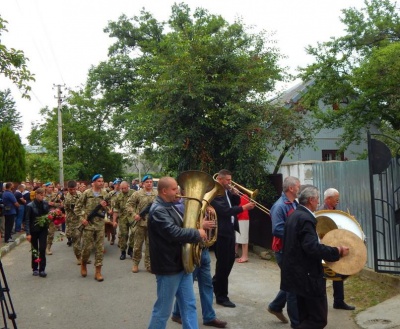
[322,150,344,161]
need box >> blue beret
[113,179,121,185]
[44,182,52,187]
[142,174,153,182]
[92,174,103,182]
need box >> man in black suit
[211,169,255,308]
[281,185,350,328]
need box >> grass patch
[326,274,399,314]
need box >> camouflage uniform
[107,189,120,244]
[64,191,82,260]
[44,192,63,251]
[126,189,157,270]
[74,188,109,267]
[113,189,135,252]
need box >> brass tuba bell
[200,181,225,248]
[177,170,215,273]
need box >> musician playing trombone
[210,169,255,308]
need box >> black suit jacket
[280,206,340,297]
[211,191,242,238]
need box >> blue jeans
[173,249,216,323]
[269,252,299,328]
[15,205,24,232]
[148,271,198,329]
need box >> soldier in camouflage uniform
[43,182,63,255]
[107,179,121,245]
[126,175,157,273]
[64,180,83,264]
[112,181,135,260]
[74,174,109,282]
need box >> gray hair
[324,188,339,199]
[283,176,300,193]
[298,185,319,206]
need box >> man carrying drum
[319,188,356,311]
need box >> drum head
[316,216,338,239]
[315,210,365,241]
[322,229,367,275]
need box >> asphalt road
[0,234,359,329]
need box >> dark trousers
[212,234,235,302]
[333,280,345,304]
[30,230,48,272]
[4,214,15,242]
[296,294,328,329]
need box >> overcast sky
[2,0,366,142]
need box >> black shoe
[127,247,133,258]
[171,316,182,324]
[120,251,126,260]
[216,300,236,308]
[67,238,72,247]
[333,302,355,310]
[39,271,47,278]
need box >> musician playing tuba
[147,177,207,329]
[210,169,255,308]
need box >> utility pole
[54,84,66,188]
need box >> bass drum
[315,209,365,241]
[315,210,365,280]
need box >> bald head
[158,177,178,203]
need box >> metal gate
[368,132,400,273]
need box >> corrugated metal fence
[280,160,374,269]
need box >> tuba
[177,171,215,273]
[200,181,225,248]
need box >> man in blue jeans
[147,177,207,329]
[171,218,227,328]
[14,184,27,232]
[2,182,19,243]
[268,176,300,328]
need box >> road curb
[0,233,27,259]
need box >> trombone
[212,173,270,215]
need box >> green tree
[25,153,58,183]
[92,3,287,187]
[0,125,26,181]
[0,16,35,99]
[28,87,124,181]
[0,89,23,130]
[299,0,400,149]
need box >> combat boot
[132,264,139,273]
[67,237,72,246]
[46,244,53,255]
[95,266,104,281]
[81,263,87,277]
[127,247,133,258]
[120,250,126,260]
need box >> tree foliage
[0,16,35,99]
[27,87,124,182]
[299,0,400,149]
[25,153,59,183]
[91,3,288,187]
[0,125,26,181]
[0,89,23,130]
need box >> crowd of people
[0,172,357,329]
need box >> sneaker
[32,270,39,276]
[267,307,288,323]
[39,271,47,278]
[6,239,15,243]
